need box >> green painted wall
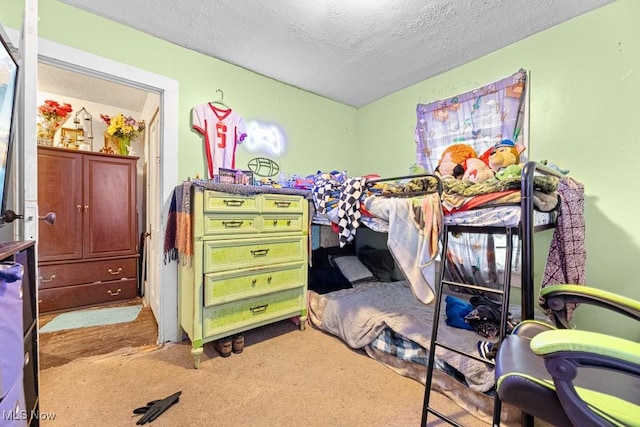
[1,0,359,180]
[358,0,640,340]
[3,0,638,339]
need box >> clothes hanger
[211,89,230,109]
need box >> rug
[40,305,143,333]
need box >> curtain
[414,69,528,173]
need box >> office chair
[494,284,640,426]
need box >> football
[247,157,280,177]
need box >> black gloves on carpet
[133,391,182,424]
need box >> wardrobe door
[37,148,83,262]
[82,154,137,258]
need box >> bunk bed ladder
[421,225,516,427]
[419,161,563,426]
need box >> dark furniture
[0,241,39,426]
[37,147,139,312]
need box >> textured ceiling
[55,0,615,107]
[38,62,150,112]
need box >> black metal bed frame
[416,161,564,427]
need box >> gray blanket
[308,281,499,392]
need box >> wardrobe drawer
[203,191,258,213]
[203,235,306,273]
[260,194,305,213]
[202,214,260,236]
[204,261,305,306]
[38,279,137,312]
[38,258,137,289]
[259,214,305,234]
[203,287,305,338]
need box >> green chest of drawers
[178,189,309,368]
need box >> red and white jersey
[192,103,247,178]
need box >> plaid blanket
[369,327,429,366]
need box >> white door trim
[145,107,162,320]
[7,27,180,343]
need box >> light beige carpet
[39,320,489,427]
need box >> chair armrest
[531,329,640,366]
[531,329,640,427]
[540,284,640,328]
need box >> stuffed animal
[495,164,522,181]
[409,163,429,175]
[540,160,570,175]
[481,139,521,172]
[436,144,478,179]
[462,158,494,183]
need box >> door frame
[144,107,162,319]
[8,27,180,343]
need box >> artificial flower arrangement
[100,113,145,155]
[37,100,73,144]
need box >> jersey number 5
[216,122,227,148]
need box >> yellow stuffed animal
[482,140,520,172]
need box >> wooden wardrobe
[37,146,138,313]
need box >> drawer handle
[108,288,122,296]
[24,351,30,367]
[108,268,123,275]
[267,276,273,283]
[275,201,291,208]
[272,219,292,227]
[39,274,56,283]
[223,199,245,207]
[250,304,269,314]
[250,249,270,257]
[222,220,244,228]
[251,278,257,285]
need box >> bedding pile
[307,280,533,424]
[308,280,500,393]
[307,280,534,424]
[311,170,560,233]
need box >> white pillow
[330,256,376,284]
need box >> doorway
[23,31,181,349]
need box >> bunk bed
[306,161,576,425]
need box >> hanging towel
[163,187,178,263]
[541,177,586,321]
[163,181,194,265]
[336,177,366,247]
[365,193,442,304]
[312,176,337,215]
